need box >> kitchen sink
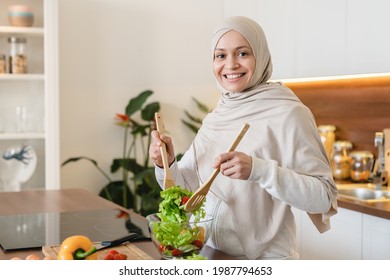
[337,185,390,202]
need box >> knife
[96,232,138,251]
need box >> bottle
[318,125,336,160]
[8,37,27,74]
[350,151,374,182]
[331,141,353,180]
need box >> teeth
[226,74,243,79]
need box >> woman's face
[213,30,256,93]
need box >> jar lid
[318,125,336,132]
[333,141,353,150]
[350,151,374,160]
[8,37,27,43]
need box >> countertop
[0,188,235,260]
[336,183,390,220]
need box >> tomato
[107,249,119,255]
[181,196,190,205]
[104,249,127,260]
[114,253,127,260]
[192,239,203,249]
[158,244,165,252]
[171,248,182,257]
[104,253,115,260]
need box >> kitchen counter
[336,196,390,219]
[336,183,390,220]
[0,188,235,260]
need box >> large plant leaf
[133,168,159,193]
[131,124,148,137]
[126,90,153,116]
[134,168,162,216]
[183,110,203,124]
[61,156,98,167]
[192,97,210,113]
[140,193,161,216]
[111,158,144,174]
[99,181,134,209]
[181,119,200,134]
[141,102,160,121]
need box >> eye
[238,51,249,57]
[214,53,225,59]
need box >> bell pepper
[57,235,98,260]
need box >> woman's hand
[213,151,252,180]
[149,130,175,167]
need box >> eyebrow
[214,45,251,52]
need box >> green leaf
[111,158,144,174]
[192,97,210,113]
[61,156,98,167]
[131,124,148,137]
[141,102,160,121]
[99,181,134,209]
[181,119,200,134]
[183,110,203,124]
[126,90,153,116]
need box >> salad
[149,186,208,259]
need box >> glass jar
[8,37,27,74]
[0,54,6,73]
[318,125,336,160]
[331,141,353,180]
[350,151,374,182]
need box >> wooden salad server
[184,123,250,212]
[155,112,176,189]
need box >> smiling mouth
[224,73,245,79]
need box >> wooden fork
[155,112,176,189]
[184,123,250,212]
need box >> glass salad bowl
[146,213,214,259]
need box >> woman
[149,16,337,259]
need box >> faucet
[372,132,388,190]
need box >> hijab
[211,16,273,94]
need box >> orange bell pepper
[57,235,98,260]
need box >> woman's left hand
[213,151,252,180]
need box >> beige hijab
[211,16,273,93]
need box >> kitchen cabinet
[293,207,363,259]
[0,0,59,191]
[294,206,390,259]
[362,214,390,259]
[223,0,390,79]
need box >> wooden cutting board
[42,242,153,260]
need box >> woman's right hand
[149,130,175,167]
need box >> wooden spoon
[184,123,250,212]
[155,112,176,189]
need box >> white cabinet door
[362,214,390,259]
[293,0,347,78]
[346,0,390,75]
[297,207,363,259]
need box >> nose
[225,56,239,69]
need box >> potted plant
[62,90,162,216]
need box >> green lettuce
[151,186,207,258]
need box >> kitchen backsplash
[285,75,390,158]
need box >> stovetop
[0,208,150,251]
